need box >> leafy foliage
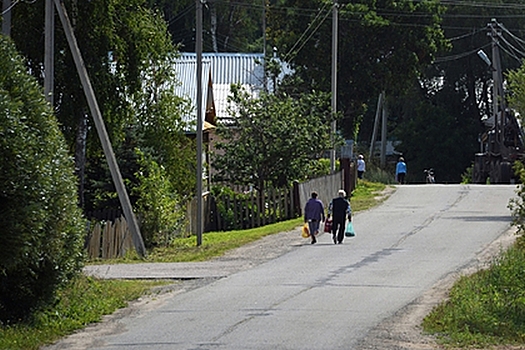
[134,150,186,247]
[0,275,166,350]
[390,86,480,183]
[213,85,336,191]
[423,243,525,347]
[268,0,447,139]
[0,36,85,323]
[12,0,195,213]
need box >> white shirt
[357,159,365,172]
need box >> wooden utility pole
[369,92,383,161]
[380,98,388,168]
[53,0,146,257]
[44,0,54,105]
[2,0,11,36]
[196,0,203,246]
[330,0,338,174]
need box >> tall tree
[213,85,335,192]
[392,1,525,182]
[267,0,447,139]
[9,0,195,245]
[153,0,265,52]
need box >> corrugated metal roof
[174,53,265,130]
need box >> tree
[267,0,447,139]
[153,0,265,52]
[0,36,85,323]
[212,85,335,192]
[10,0,196,244]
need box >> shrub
[0,36,85,323]
[134,149,185,247]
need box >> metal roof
[174,53,265,130]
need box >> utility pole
[54,0,146,257]
[330,0,338,174]
[44,0,54,105]
[489,19,505,143]
[262,0,267,92]
[380,98,388,168]
[2,0,11,36]
[369,92,383,162]
[196,0,204,246]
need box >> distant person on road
[327,189,352,244]
[357,154,366,179]
[396,157,407,184]
[304,191,325,244]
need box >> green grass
[0,275,171,350]
[0,180,390,349]
[423,238,525,348]
[148,180,387,263]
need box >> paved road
[55,185,517,350]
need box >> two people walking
[304,190,352,245]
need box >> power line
[1,0,20,16]
[282,3,331,62]
[433,43,491,63]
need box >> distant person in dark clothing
[327,189,352,244]
[304,191,325,244]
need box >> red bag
[323,219,332,233]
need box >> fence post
[292,180,301,217]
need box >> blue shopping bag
[345,221,355,237]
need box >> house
[173,53,267,188]
[173,52,266,131]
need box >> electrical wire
[282,2,331,62]
[433,43,491,63]
[498,32,525,58]
[499,42,524,64]
[1,0,20,16]
[499,22,525,52]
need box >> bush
[134,149,185,247]
[0,36,85,323]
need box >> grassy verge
[0,180,389,349]
[149,180,387,262]
[0,275,170,350]
[423,238,525,348]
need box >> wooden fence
[84,165,354,258]
[85,216,134,259]
[187,186,300,233]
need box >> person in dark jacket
[304,191,325,244]
[327,189,352,244]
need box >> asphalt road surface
[52,184,518,350]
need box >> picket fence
[85,216,134,259]
[187,186,300,234]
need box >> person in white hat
[357,155,365,179]
[327,190,352,244]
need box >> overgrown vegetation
[0,36,85,324]
[422,161,525,347]
[0,275,168,350]
[423,242,525,347]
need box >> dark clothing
[328,197,352,244]
[304,197,325,242]
[304,198,325,223]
